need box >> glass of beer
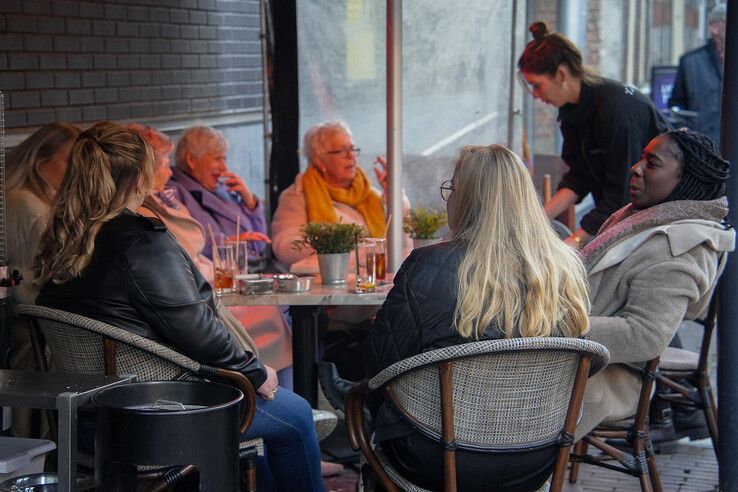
[355,240,376,293]
[371,238,387,284]
[214,244,235,295]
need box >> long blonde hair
[449,145,589,339]
[35,121,154,285]
[6,123,80,204]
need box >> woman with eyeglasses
[518,21,668,249]
[364,144,590,490]
[271,120,412,267]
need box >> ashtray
[237,274,273,295]
[273,274,313,293]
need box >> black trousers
[381,430,557,492]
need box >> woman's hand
[564,228,592,251]
[257,364,279,400]
[228,231,272,243]
[220,171,258,209]
[374,156,388,194]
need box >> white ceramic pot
[317,252,350,284]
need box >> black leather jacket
[37,210,267,388]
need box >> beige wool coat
[576,197,735,437]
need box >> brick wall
[0,0,263,130]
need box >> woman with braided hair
[518,21,668,250]
[576,129,735,438]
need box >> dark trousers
[381,430,556,492]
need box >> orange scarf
[302,165,386,237]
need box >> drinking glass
[229,241,249,278]
[355,240,376,293]
[213,244,235,295]
[371,238,387,284]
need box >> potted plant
[403,207,447,248]
[292,222,366,284]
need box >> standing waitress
[518,22,668,249]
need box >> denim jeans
[242,387,325,492]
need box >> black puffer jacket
[37,210,267,388]
[364,241,507,441]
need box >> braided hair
[663,129,729,202]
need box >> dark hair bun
[529,22,549,42]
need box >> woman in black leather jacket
[363,144,591,491]
[35,121,325,492]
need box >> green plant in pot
[293,221,366,284]
[403,207,447,248]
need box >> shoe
[318,362,356,411]
[647,419,678,453]
[672,403,709,441]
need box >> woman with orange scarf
[272,121,411,266]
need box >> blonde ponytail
[35,121,154,285]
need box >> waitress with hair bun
[518,21,668,249]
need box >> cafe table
[221,276,391,407]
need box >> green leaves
[292,221,367,254]
[403,207,448,239]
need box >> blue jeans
[242,387,325,492]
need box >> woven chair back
[378,338,609,451]
[19,305,198,381]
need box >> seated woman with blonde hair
[364,144,591,491]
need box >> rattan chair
[345,337,610,492]
[15,303,262,491]
[657,288,719,455]
[568,357,662,492]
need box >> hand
[373,156,388,194]
[220,171,257,209]
[257,364,279,400]
[227,231,272,243]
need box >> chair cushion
[659,347,699,371]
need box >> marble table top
[221,274,392,306]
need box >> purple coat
[168,167,267,259]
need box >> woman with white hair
[364,144,591,491]
[271,121,410,267]
[169,125,269,259]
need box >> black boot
[648,391,678,453]
[672,402,709,441]
[318,361,357,411]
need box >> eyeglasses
[322,146,361,157]
[440,180,454,201]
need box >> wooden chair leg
[704,391,719,456]
[550,446,571,492]
[568,440,587,483]
[646,452,663,492]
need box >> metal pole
[718,2,738,490]
[506,0,519,150]
[258,0,273,232]
[386,0,403,272]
